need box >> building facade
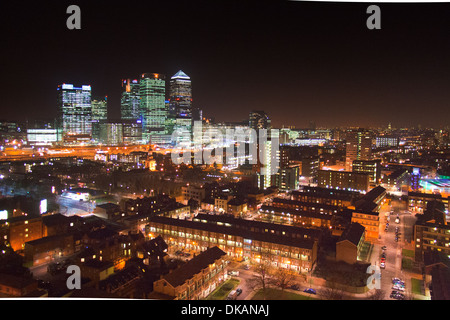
[57,84,92,137]
[139,73,167,143]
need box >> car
[392,278,404,285]
[381,253,386,258]
[392,285,405,291]
[395,218,400,224]
[381,246,387,250]
[243,265,250,270]
[227,290,238,300]
[236,288,243,296]
[303,288,317,294]
[380,262,386,269]
[228,270,240,276]
[390,292,405,300]
[289,284,301,291]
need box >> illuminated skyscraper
[57,83,92,136]
[91,96,108,122]
[139,73,167,143]
[121,79,141,121]
[169,70,192,119]
[345,129,372,171]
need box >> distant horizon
[1,1,450,129]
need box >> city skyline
[1,1,450,128]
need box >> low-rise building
[336,222,366,264]
[351,210,380,241]
[151,246,227,300]
[414,200,450,263]
[318,169,370,193]
[146,214,319,273]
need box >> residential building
[318,170,370,193]
[352,159,381,185]
[345,129,372,171]
[146,214,319,273]
[414,200,450,263]
[336,222,366,264]
[351,210,380,241]
[151,246,227,300]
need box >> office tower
[56,84,92,136]
[249,111,271,131]
[139,73,167,143]
[122,120,143,145]
[91,97,108,122]
[99,122,123,145]
[121,79,141,121]
[169,70,192,119]
[352,159,381,185]
[345,129,372,171]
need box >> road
[371,198,418,300]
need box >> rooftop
[162,246,226,288]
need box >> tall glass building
[139,73,167,143]
[121,79,141,121]
[57,84,92,136]
[169,70,192,119]
[91,96,108,122]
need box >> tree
[319,283,346,300]
[270,267,296,295]
[246,255,274,300]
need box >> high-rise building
[169,70,192,119]
[98,121,123,145]
[345,129,372,171]
[91,97,108,122]
[57,84,92,137]
[121,79,141,121]
[139,73,167,143]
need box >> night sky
[1,0,450,128]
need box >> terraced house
[146,213,319,273]
[151,246,227,300]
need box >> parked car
[303,288,317,294]
[380,262,385,269]
[390,291,405,300]
[236,288,243,296]
[392,285,405,291]
[228,270,240,276]
[381,246,387,250]
[227,290,238,300]
[243,265,250,270]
